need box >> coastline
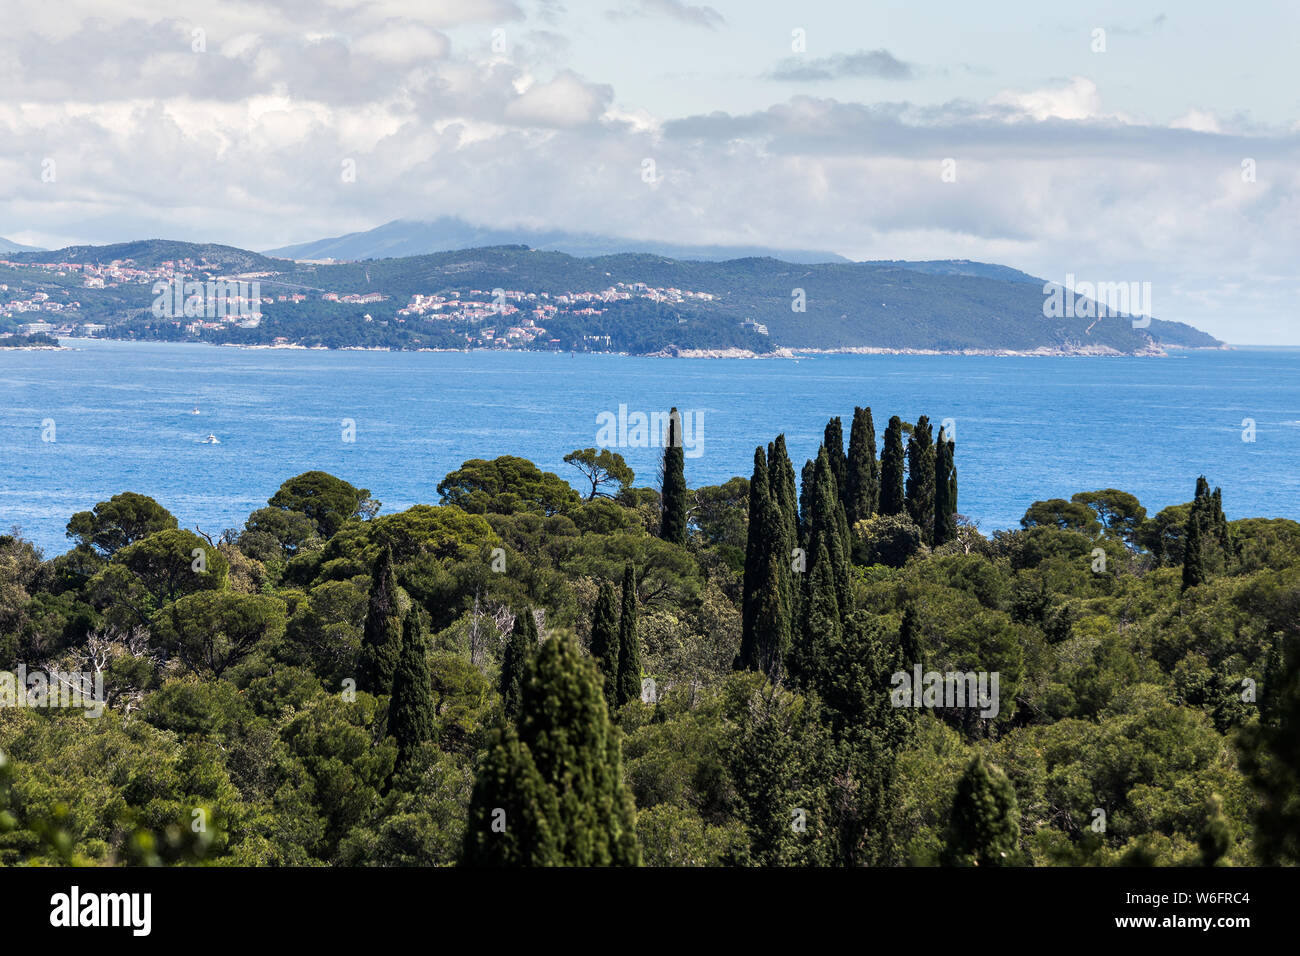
[41,336,1232,359]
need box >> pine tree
[942,754,1021,866]
[659,407,688,546]
[823,417,848,504]
[615,563,642,707]
[463,630,640,866]
[500,607,536,721]
[845,406,879,525]
[358,546,403,693]
[589,582,620,712]
[905,415,936,545]
[933,428,957,546]
[879,416,906,516]
[387,609,435,769]
[1182,511,1206,591]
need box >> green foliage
[357,546,404,694]
[438,456,580,516]
[463,630,640,865]
[388,610,436,770]
[589,582,620,711]
[563,448,634,500]
[268,471,378,538]
[66,492,177,557]
[879,415,906,516]
[942,754,1021,866]
[616,564,643,707]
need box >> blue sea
[0,339,1297,556]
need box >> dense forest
[1,407,1297,866]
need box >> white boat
[199,434,220,444]
[190,407,200,415]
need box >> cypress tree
[798,458,816,541]
[933,428,957,546]
[589,582,620,712]
[823,416,848,503]
[790,540,841,688]
[905,415,936,545]
[767,435,799,630]
[740,447,770,666]
[768,435,799,556]
[358,545,403,693]
[845,405,879,525]
[500,607,536,721]
[942,754,1021,866]
[750,540,791,680]
[808,449,852,617]
[615,563,642,707]
[879,416,906,516]
[1182,511,1206,591]
[388,609,435,769]
[658,407,688,546]
[463,630,640,865]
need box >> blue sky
[2,0,1298,343]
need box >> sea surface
[0,339,1297,556]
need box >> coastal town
[0,253,733,349]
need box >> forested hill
[4,240,1222,353]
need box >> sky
[2,0,1299,343]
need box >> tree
[1021,498,1102,534]
[659,408,688,546]
[823,417,847,503]
[739,448,775,674]
[388,609,435,769]
[563,448,635,500]
[616,563,642,707]
[845,406,879,526]
[691,477,750,551]
[879,416,906,516]
[358,546,403,694]
[790,540,841,689]
[269,471,378,538]
[806,449,851,616]
[66,492,177,557]
[1183,512,1206,591]
[933,428,958,546]
[150,591,286,679]
[1071,489,1146,543]
[942,754,1021,866]
[905,415,936,545]
[500,607,536,721]
[589,582,620,711]
[1240,614,1300,863]
[92,528,229,627]
[438,456,580,516]
[463,630,640,865]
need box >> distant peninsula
[0,239,1223,355]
